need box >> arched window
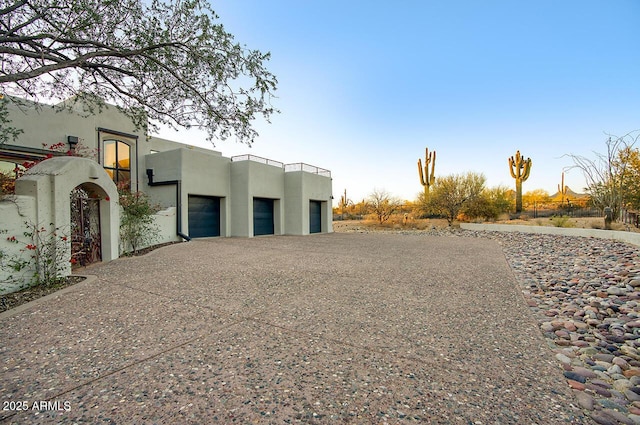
[103,139,131,191]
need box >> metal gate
[70,187,102,267]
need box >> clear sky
[157,1,640,205]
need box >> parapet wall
[460,223,640,247]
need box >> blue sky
[159,1,640,204]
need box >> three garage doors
[188,196,323,238]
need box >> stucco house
[0,96,333,292]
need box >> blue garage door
[253,198,274,236]
[310,201,322,233]
[188,195,220,238]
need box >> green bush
[550,216,575,228]
[118,188,159,255]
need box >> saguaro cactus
[418,147,436,197]
[558,172,569,206]
[508,150,532,213]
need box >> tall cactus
[508,150,532,213]
[558,172,569,206]
[418,147,436,197]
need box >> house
[0,96,333,292]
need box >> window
[0,160,22,178]
[0,160,24,194]
[103,139,131,190]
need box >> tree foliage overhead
[0,0,278,144]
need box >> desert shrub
[550,216,575,228]
[366,189,402,224]
[1,222,70,291]
[119,187,159,255]
[590,220,603,229]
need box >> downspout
[146,169,191,241]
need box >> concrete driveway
[0,233,587,424]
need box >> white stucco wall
[145,148,231,238]
[149,136,222,157]
[0,196,36,294]
[6,97,144,152]
[284,171,333,235]
[152,207,179,245]
[5,97,153,193]
[230,160,285,237]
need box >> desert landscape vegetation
[334,135,640,235]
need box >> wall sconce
[67,135,79,150]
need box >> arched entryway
[70,184,104,267]
[15,157,120,274]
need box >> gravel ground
[0,231,596,424]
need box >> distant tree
[429,172,486,225]
[621,147,640,211]
[0,0,277,145]
[464,185,513,221]
[413,191,430,218]
[486,185,515,215]
[522,189,551,208]
[367,189,402,224]
[565,131,639,220]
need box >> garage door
[309,200,322,234]
[253,198,274,236]
[188,195,220,238]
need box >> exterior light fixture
[67,135,79,150]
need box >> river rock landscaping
[492,231,640,425]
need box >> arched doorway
[70,185,103,267]
[16,157,120,276]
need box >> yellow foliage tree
[522,189,551,208]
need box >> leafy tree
[428,172,486,225]
[0,0,277,145]
[615,146,640,211]
[522,189,551,208]
[565,132,639,220]
[0,95,22,144]
[485,185,515,215]
[464,185,513,221]
[367,189,402,224]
